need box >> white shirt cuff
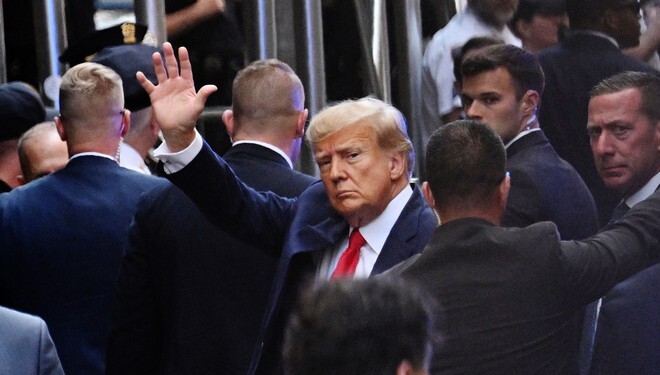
[153,130,203,174]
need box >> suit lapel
[294,215,348,256]
[372,186,427,275]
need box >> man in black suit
[106,59,316,375]
[460,43,598,239]
[387,120,660,374]
[130,42,436,375]
[538,0,658,226]
[583,71,660,374]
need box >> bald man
[17,122,69,185]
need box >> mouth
[335,190,356,199]
[600,165,626,177]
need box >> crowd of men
[1,0,659,374]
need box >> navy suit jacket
[0,156,165,375]
[538,33,658,226]
[223,143,316,197]
[106,143,317,375]
[504,130,598,240]
[389,189,660,374]
[589,262,660,375]
[165,142,437,375]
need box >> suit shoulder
[0,306,44,333]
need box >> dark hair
[591,71,660,122]
[511,0,566,24]
[461,44,546,100]
[283,278,433,375]
[565,0,619,28]
[452,36,505,85]
[425,120,506,209]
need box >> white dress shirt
[316,185,414,280]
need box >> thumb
[196,84,219,107]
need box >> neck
[68,140,120,159]
[437,205,502,226]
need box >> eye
[316,159,330,170]
[461,96,473,108]
[483,96,499,105]
[611,125,629,137]
[587,127,602,138]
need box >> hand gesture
[137,42,217,152]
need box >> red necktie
[331,229,366,279]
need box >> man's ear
[421,181,436,209]
[121,109,131,137]
[396,360,425,375]
[389,152,406,180]
[520,90,539,119]
[296,109,309,138]
[222,110,235,137]
[498,172,511,210]
[55,116,67,141]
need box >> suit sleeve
[559,189,660,304]
[105,186,165,375]
[164,141,295,249]
[37,320,65,375]
[502,168,542,229]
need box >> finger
[195,84,219,107]
[152,50,167,83]
[178,46,194,81]
[136,71,155,94]
[163,42,180,79]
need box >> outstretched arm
[137,42,217,152]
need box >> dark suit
[0,156,165,375]
[106,143,317,375]
[589,263,660,375]
[223,142,316,196]
[537,32,658,226]
[504,130,598,240]
[389,189,660,375]
[163,142,437,375]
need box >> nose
[464,102,481,120]
[592,132,615,156]
[329,158,346,182]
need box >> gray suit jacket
[0,306,64,375]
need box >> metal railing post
[32,0,68,107]
[134,0,167,45]
[292,0,325,176]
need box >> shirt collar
[232,140,293,169]
[626,171,660,207]
[119,141,150,174]
[69,152,116,162]
[571,30,619,48]
[357,184,413,255]
[504,127,541,149]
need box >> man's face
[314,121,400,228]
[587,88,660,198]
[516,13,568,52]
[607,0,642,49]
[471,0,519,27]
[22,131,69,183]
[461,67,526,144]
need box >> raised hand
[137,42,217,152]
